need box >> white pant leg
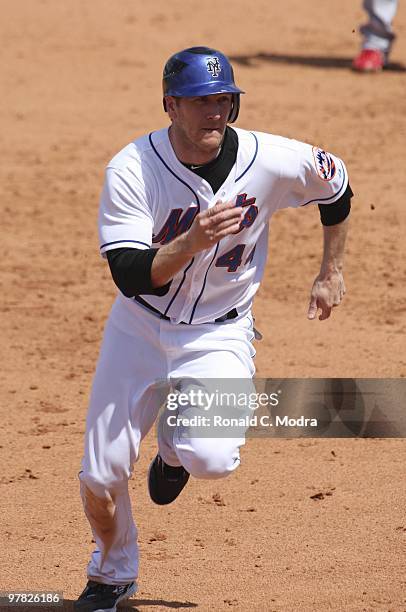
[79,299,168,585]
[79,478,139,585]
[361,0,398,52]
[158,315,256,479]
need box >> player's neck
[168,125,223,166]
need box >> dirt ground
[1,1,405,610]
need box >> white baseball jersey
[99,127,348,324]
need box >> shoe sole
[352,61,384,72]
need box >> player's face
[166,93,232,163]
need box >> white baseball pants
[79,295,256,585]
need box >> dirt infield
[1,1,405,610]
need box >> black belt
[133,295,238,324]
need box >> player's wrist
[318,261,343,280]
[177,232,200,257]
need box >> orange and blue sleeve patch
[312,147,336,181]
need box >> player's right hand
[307,270,346,321]
[183,200,244,255]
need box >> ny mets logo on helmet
[206,57,222,78]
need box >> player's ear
[165,96,179,119]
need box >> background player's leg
[79,303,167,585]
[158,315,256,479]
[361,0,398,53]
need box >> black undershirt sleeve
[106,248,172,298]
[318,183,353,226]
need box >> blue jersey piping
[149,132,199,317]
[235,132,259,182]
[302,159,347,206]
[189,131,258,321]
[100,239,150,250]
[148,132,200,209]
[188,243,220,324]
[164,257,195,317]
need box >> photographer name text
[166,415,318,428]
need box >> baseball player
[353,0,399,71]
[75,46,352,611]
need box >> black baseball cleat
[74,580,137,612]
[148,454,190,505]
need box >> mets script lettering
[153,193,257,245]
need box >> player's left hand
[307,270,346,321]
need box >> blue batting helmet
[162,46,244,123]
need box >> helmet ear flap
[228,94,240,123]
